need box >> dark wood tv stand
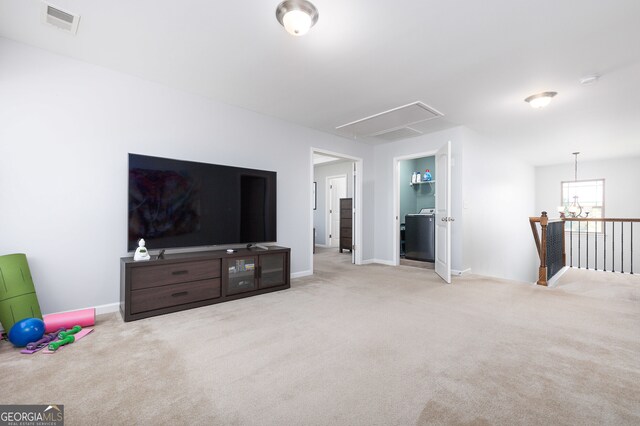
[120,246,290,322]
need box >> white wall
[372,127,466,271]
[535,156,640,219]
[535,156,640,273]
[0,38,374,314]
[372,126,538,283]
[313,161,354,246]
[461,128,538,283]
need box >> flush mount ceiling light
[524,91,557,109]
[276,0,319,36]
[580,75,600,86]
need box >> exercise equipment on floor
[43,308,95,333]
[20,328,64,354]
[42,326,93,354]
[0,253,43,332]
[8,317,45,347]
[47,325,82,351]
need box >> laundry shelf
[409,180,436,187]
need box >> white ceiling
[1,0,639,166]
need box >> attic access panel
[335,102,443,139]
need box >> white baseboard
[94,302,120,315]
[452,268,471,276]
[546,266,569,288]
[291,270,312,279]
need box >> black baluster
[595,222,598,271]
[621,222,624,274]
[586,221,589,270]
[612,222,615,273]
[578,221,581,269]
[604,221,607,272]
[570,221,573,268]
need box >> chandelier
[559,152,591,218]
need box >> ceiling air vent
[42,3,80,34]
[335,101,443,140]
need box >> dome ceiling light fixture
[524,91,557,109]
[276,0,319,36]
[580,75,600,85]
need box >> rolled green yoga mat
[0,253,43,332]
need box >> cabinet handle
[172,270,188,275]
[172,291,188,297]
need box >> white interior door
[328,176,346,247]
[435,141,452,283]
[351,162,356,264]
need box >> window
[560,179,604,232]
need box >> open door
[435,141,452,283]
[351,162,356,264]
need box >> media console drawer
[130,278,221,314]
[130,259,221,290]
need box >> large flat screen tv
[128,154,277,251]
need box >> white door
[351,163,357,264]
[328,176,346,247]
[435,141,452,283]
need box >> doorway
[393,142,452,283]
[311,148,363,272]
[398,155,436,269]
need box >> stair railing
[529,211,566,286]
[563,218,638,274]
[530,212,639,285]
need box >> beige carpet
[553,267,640,302]
[1,250,639,425]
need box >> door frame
[325,174,347,247]
[392,149,438,266]
[310,148,363,271]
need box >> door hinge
[352,244,355,251]
[329,234,332,238]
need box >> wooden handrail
[529,217,541,258]
[563,218,640,222]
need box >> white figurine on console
[134,238,151,261]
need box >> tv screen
[128,154,276,251]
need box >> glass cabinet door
[225,257,258,295]
[259,253,287,289]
